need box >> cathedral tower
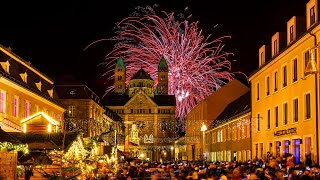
[157,56,168,94]
[114,56,126,94]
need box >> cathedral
[104,56,177,161]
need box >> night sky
[0,0,310,97]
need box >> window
[275,106,279,127]
[293,98,299,122]
[13,96,19,117]
[305,93,311,119]
[266,77,270,95]
[257,113,260,131]
[257,83,260,100]
[283,103,288,125]
[283,66,287,87]
[310,6,315,25]
[260,52,264,65]
[293,59,298,82]
[274,71,278,91]
[290,25,294,42]
[25,101,30,118]
[273,39,278,55]
[0,91,6,113]
[118,75,122,80]
[267,109,271,129]
[68,105,76,117]
[305,51,310,74]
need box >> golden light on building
[20,112,60,126]
[48,124,52,133]
[23,124,27,133]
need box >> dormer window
[20,72,28,83]
[35,81,42,91]
[289,25,294,42]
[259,45,268,67]
[0,61,10,74]
[310,6,315,25]
[273,39,278,55]
[47,89,53,98]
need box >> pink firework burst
[87,10,239,121]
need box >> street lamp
[305,44,319,165]
[171,146,174,161]
[200,123,207,162]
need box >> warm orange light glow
[201,123,207,131]
[48,124,52,133]
[23,124,27,133]
[20,112,59,125]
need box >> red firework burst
[87,11,239,121]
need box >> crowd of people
[94,154,319,180]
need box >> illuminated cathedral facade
[104,56,177,161]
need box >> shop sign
[274,127,297,137]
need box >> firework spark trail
[87,10,240,123]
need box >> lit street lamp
[200,123,207,163]
[171,146,174,161]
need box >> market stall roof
[0,127,22,144]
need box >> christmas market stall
[0,127,28,180]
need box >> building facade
[104,57,176,161]
[249,0,320,164]
[206,92,251,162]
[183,79,250,161]
[0,45,65,133]
[54,84,123,139]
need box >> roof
[105,106,123,122]
[131,68,153,80]
[158,56,168,71]
[210,91,251,128]
[54,84,101,104]
[0,128,22,144]
[248,21,320,79]
[103,94,130,106]
[153,95,176,106]
[103,94,176,106]
[0,67,64,108]
[8,131,79,150]
[187,79,250,121]
[20,112,60,125]
[0,44,53,83]
[115,56,126,70]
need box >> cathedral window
[118,75,122,80]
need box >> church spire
[114,56,126,94]
[157,56,168,94]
